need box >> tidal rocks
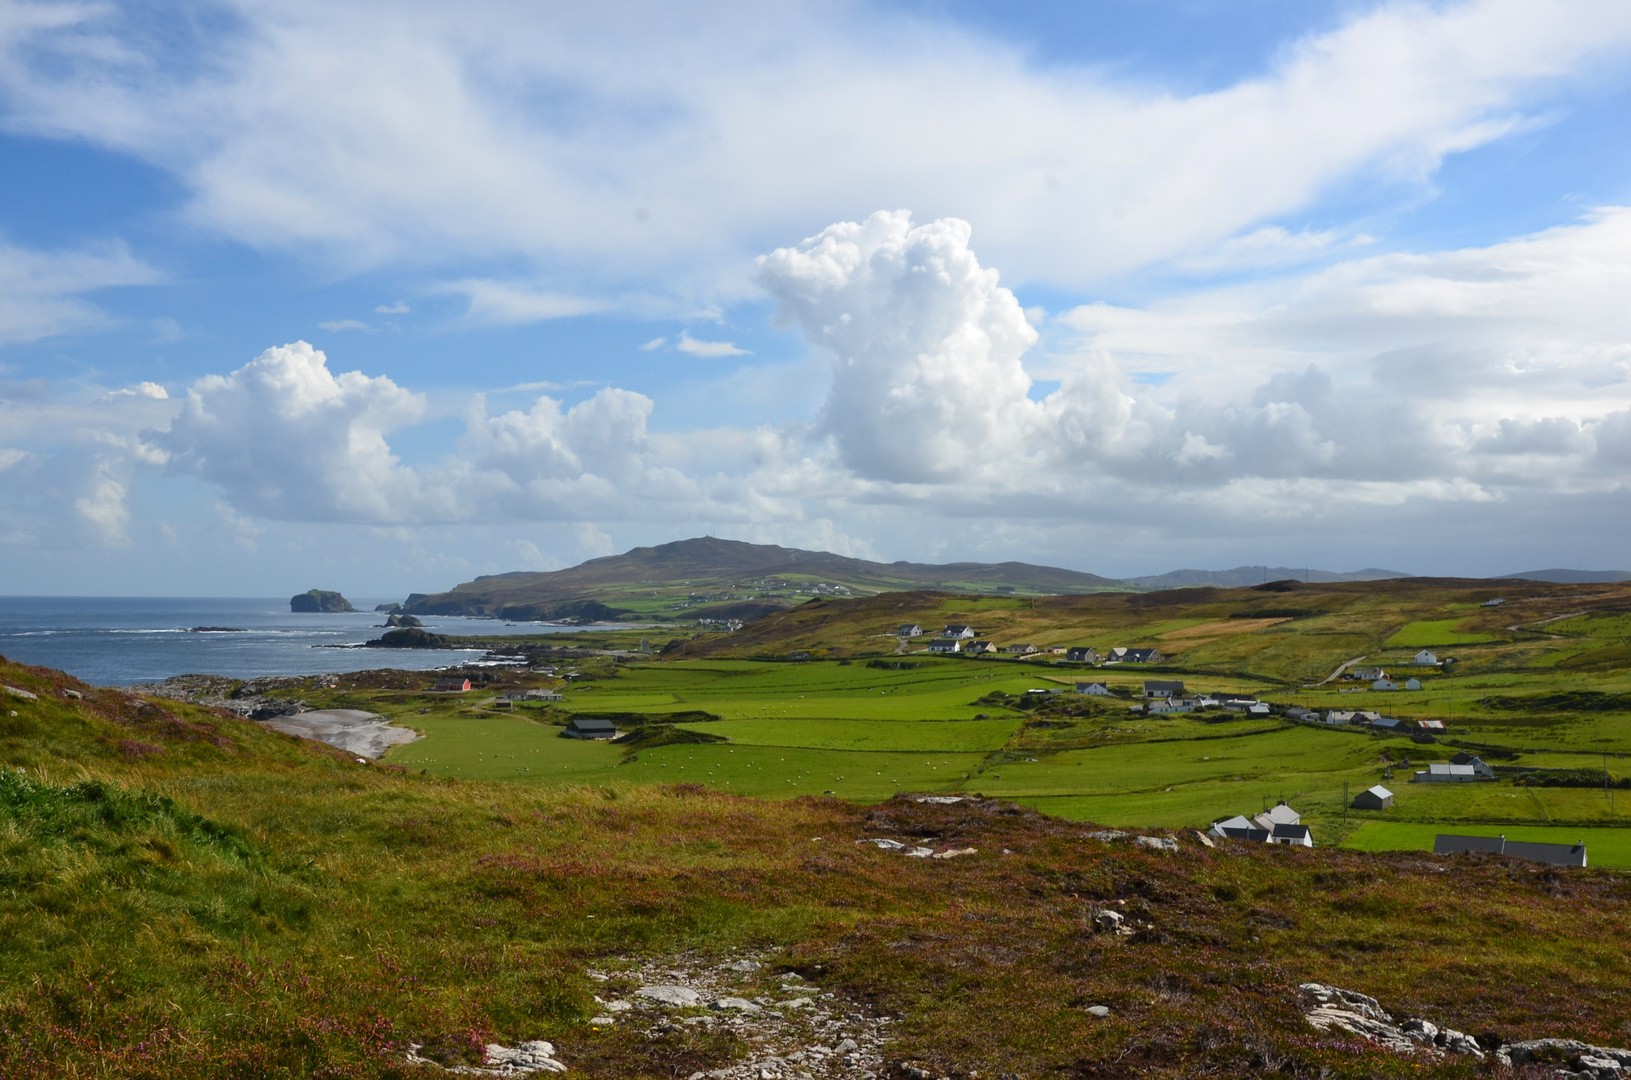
[366,627,454,649]
[290,589,355,613]
[382,613,423,628]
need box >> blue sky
[3,0,1631,596]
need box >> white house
[926,638,962,653]
[1415,650,1439,665]
[1353,667,1387,681]
[1271,823,1314,847]
[1075,682,1110,695]
[1252,801,1301,831]
[1373,678,1398,690]
[944,624,977,639]
[897,624,923,637]
[1247,702,1272,716]
[1405,677,1422,690]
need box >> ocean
[0,597,612,686]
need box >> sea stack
[290,589,357,613]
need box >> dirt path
[1313,656,1368,687]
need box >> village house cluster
[901,624,1164,664]
[1210,801,1314,847]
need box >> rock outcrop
[290,589,356,613]
[365,627,454,649]
[1300,983,1482,1059]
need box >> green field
[246,577,1631,863]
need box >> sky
[4,0,1631,596]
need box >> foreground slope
[5,653,1631,1078]
[401,537,1127,620]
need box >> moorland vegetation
[5,647,1631,1079]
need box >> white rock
[724,959,762,972]
[1134,835,1179,853]
[638,985,704,1007]
[604,1000,632,1012]
[904,847,934,857]
[1086,1005,1111,1017]
[776,998,814,1010]
[857,838,906,850]
[589,1015,615,1027]
[834,1039,859,1054]
[930,848,976,859]
[1085,830,1127,842]
[712,997,762,1013]
[914,796,963,804]
[4,685,38,702]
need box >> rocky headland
[290,589,356,613]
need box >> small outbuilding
[1352,784,1394,810]
[1405,677,1422,690]
[1373,678,1398,690]
[434,677,472,692]
[1415,650,1439,665]
[563,717,618,740]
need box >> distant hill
[1494,569,1631,584]
[1123,566,1411,589]
[401,537,1128,620]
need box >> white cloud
[0,238,159,345]
[674,329,748,358]
[154,341,432,522]
[101,381,169,400]
[2,0,1627,297]
[318,318,372,332]
[438,280,605,326]
[73,460,130,545]
[374,300,410,314]
[639,336,666,351]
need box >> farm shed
[1352,784,1394,810]
[562,717,618,740]
[433,678,471,692]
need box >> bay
[0,597,616,685]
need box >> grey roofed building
[1066,646,1100,662]
[563,717,618,740]
[1434,834,1587,867]
[1352,667,1386,681]
[1446,752,1494,776]
[897,624,923,637]
[1414,649,1440,665]
[1252,801,1301,830]
[1075,682,1110,695]
[1352,784,1394,810]
[926,638,962,653]
[1004,643,1039,654]
[1143,679,1185,698]
[1433,834,1505,855]
[944,624,977,639]
[1108,647,1164,664]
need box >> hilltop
[401,536,1127,621]
[5,650,1631,1078]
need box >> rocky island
[289,589,356,613]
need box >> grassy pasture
[339,578,1631,864]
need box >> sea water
[0,597,614,686]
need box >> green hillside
[400,536,1129,621]
[7,650,1631,1079]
